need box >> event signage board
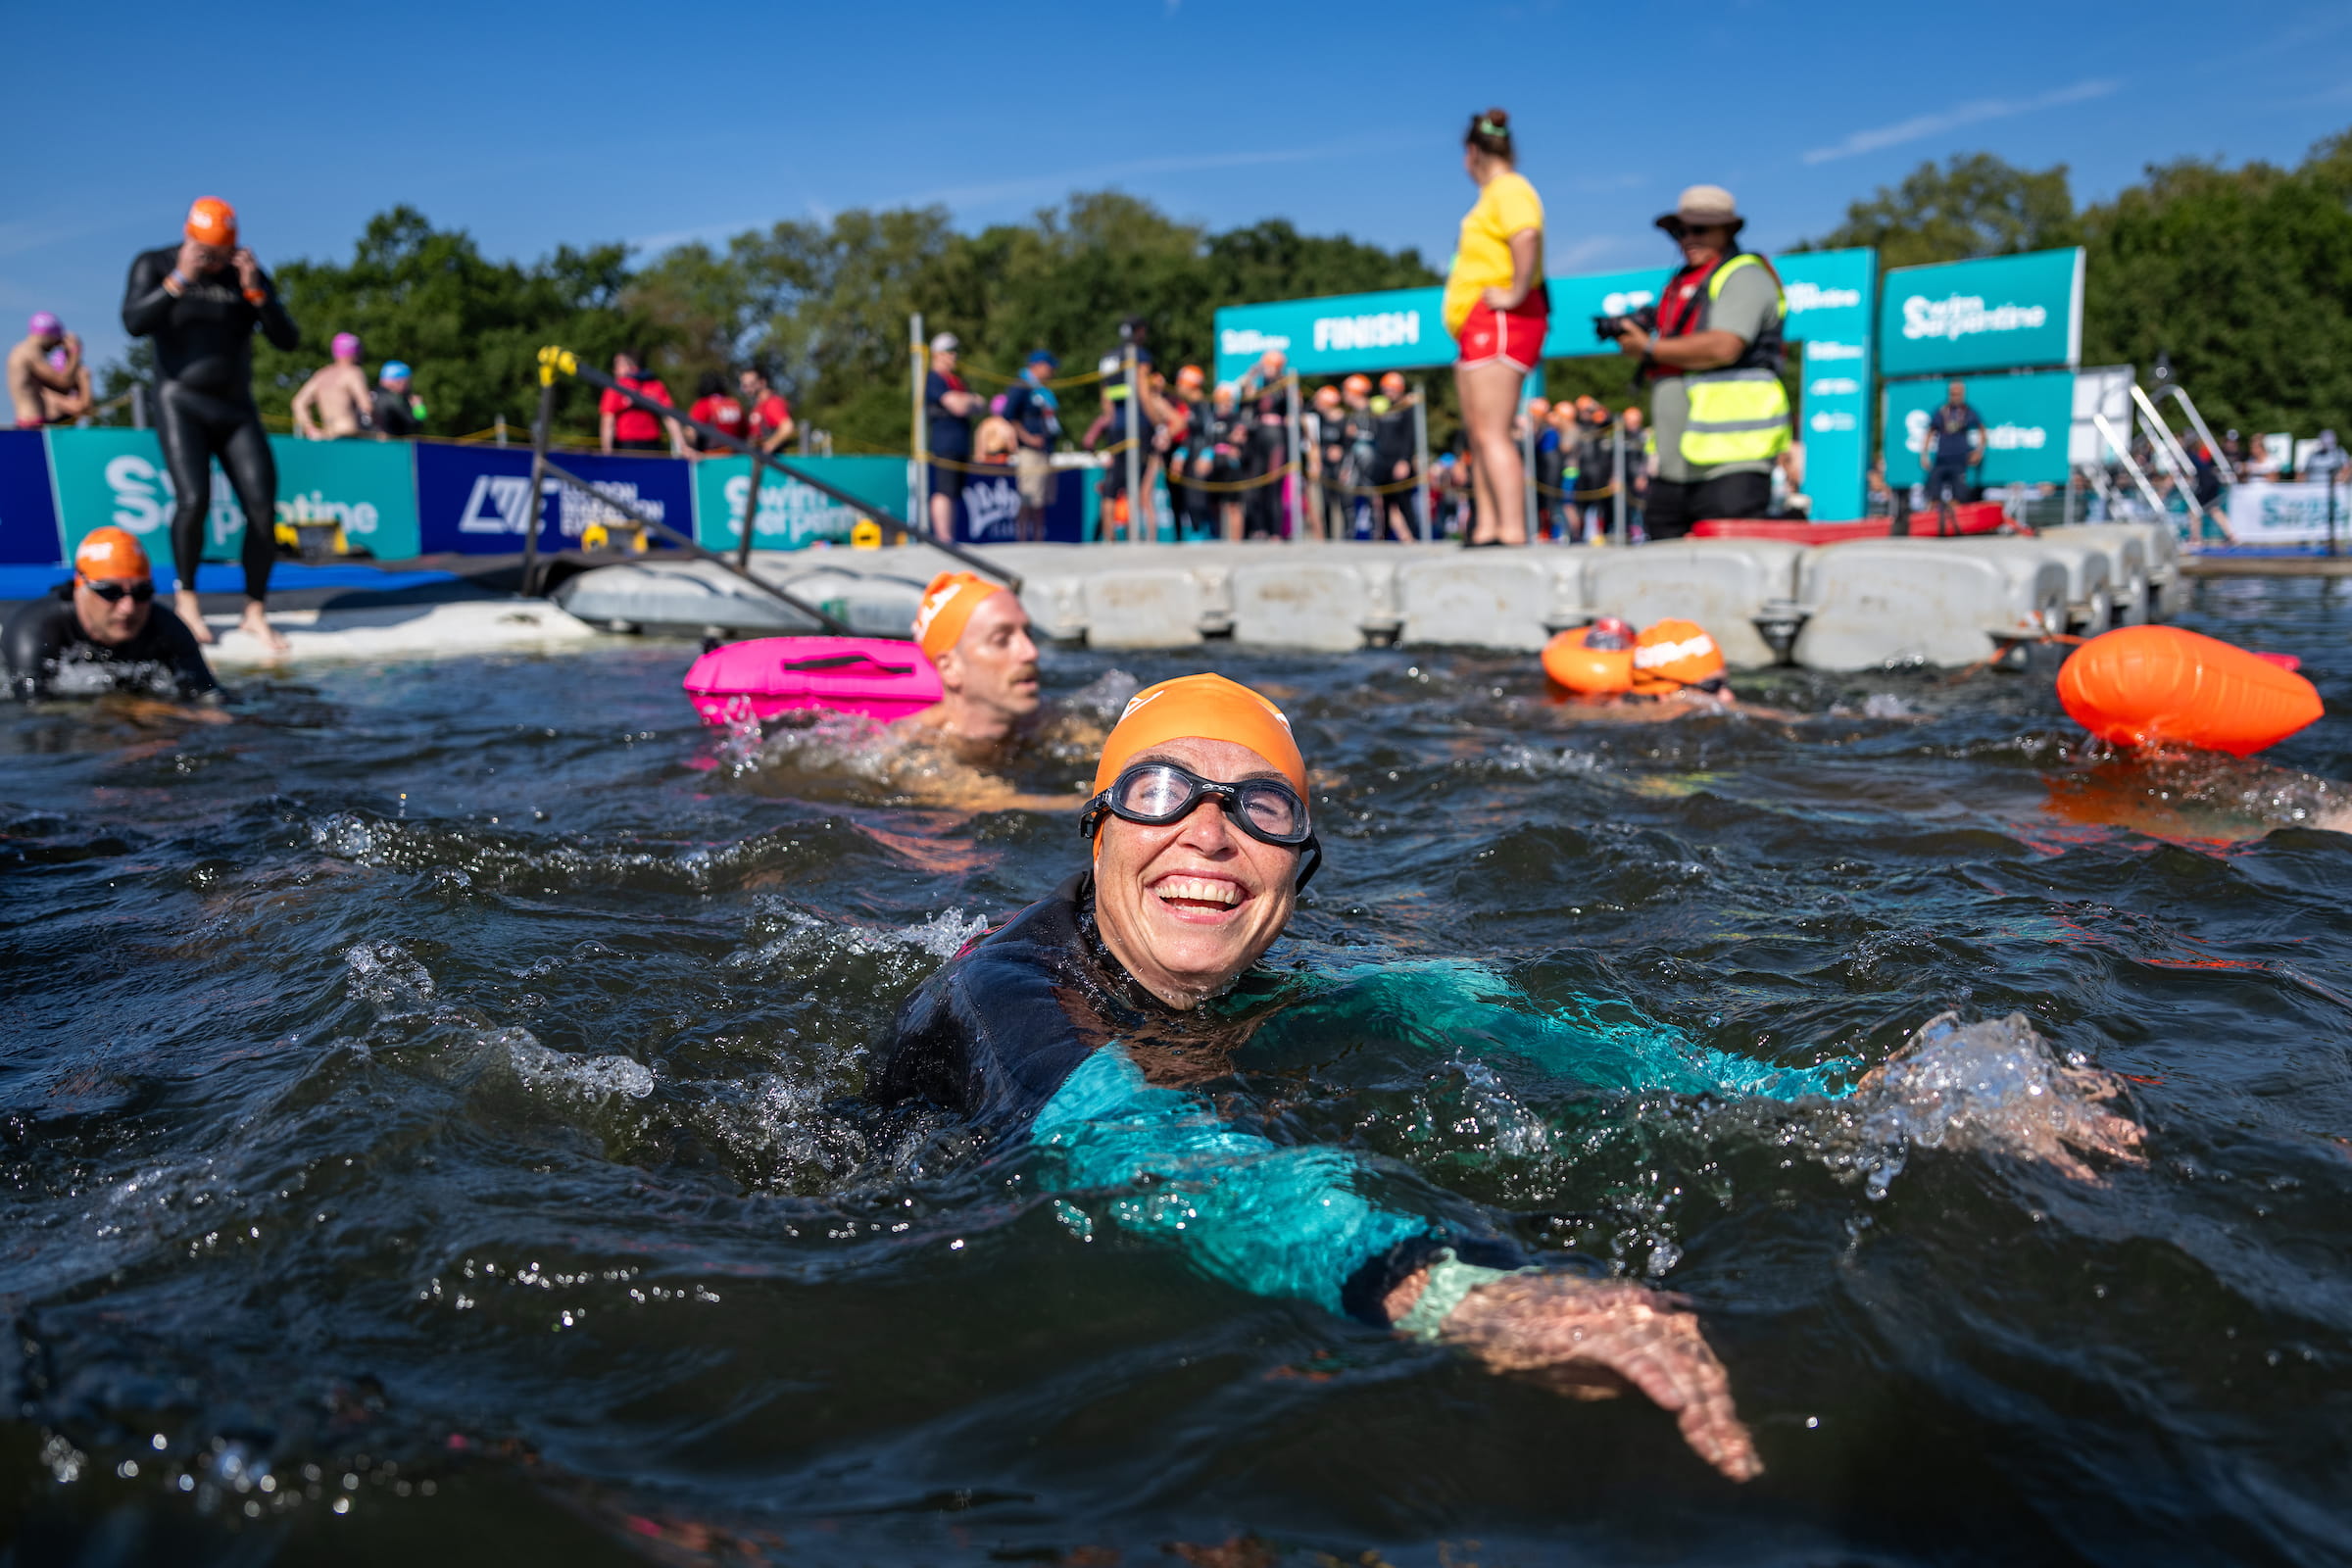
[1882,370,2076,488]
[0,430,61,564]
[2225,481,2348,546]
[952,466,1087,545]
[1784,248,1875,522]
[1876,248,2084,378]
[45,429,421,570]
[1212,285,1438,386]
[1212,248,1882,383]
[689,455,914,551]
[415,443,693,556]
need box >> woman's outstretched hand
[1388,1268,1764,1482]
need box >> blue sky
[13,0,2352,374]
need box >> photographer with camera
[1605,185,1788,541]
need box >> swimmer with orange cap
[871,672,2142,1480]
[901,571,1046,754]
[122,196,300,656]
[1542,616,1800,721]
[872,668,1778,1479]
[4,526,221,709]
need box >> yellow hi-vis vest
[1678,254,1791,469]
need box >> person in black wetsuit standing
[121,196,298,655]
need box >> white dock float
[205,599,606,671]
[546,531,2172,672]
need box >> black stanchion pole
[736,448,762,571]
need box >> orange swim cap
[74,526,152,583]
[1177,365,1205,390]
[185,196,238,248]
[1344,373,1372,396]
[1631,618,1726,694]
[1380,371,1406,395]
[1093,673,1306,796]
[910,570,1009,661]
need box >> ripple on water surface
[1,591,2349,1564]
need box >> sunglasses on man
[81,577,156,603]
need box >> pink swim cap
[27,312,62,339]
[47,348,69,371]
[331,331,362,361]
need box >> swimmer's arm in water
[1030,1045,1760,1480]
[1280,960,1846,1102]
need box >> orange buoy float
[2056,625,2323,757]
[1542,618,1636,695]
[1631,617,1727,695]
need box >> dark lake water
[4,576,2350,1566]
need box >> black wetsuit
[121,247,299,601]
[3,586,220,703]
[371,386,420,439]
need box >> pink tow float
[682,637,939,726]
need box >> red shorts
[1455,302,1547,371]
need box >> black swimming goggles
[81,578,155,603]
[1079,760,1322,890]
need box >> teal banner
[1786,248,1875,521]
[690,455,912,550]
[1877,248,2083,378]
[1213,285,1438,386]
[45,429,421,572]
[1883,370,2076,488]
[1213,248,1880,382]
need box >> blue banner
[0,430,62,564]
[414,443,695,555]
[954,466,1087,545]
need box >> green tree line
[102,124,2352,450]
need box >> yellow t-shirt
[1443,171,1544,335]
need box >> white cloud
[1802,78,2119,165]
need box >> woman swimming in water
[870,672,2146,1477]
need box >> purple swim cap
[47,348,70,371]
[27,312,62,339]
[331,331,362,361]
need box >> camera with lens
[1592,305,1658,344]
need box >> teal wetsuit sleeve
[1302,960,1850,1102]
[1030,1047,1431,1316]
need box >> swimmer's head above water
[906,571,1040,743]
[1081,673,1316,1010]
[73,527,157,648]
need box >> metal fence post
[1612,421,1627,547]
[910,314,927,543]
[1123,344,1141,545]
[519,373,556,598]
[1412,382,1432,542]
[1284,372,1302,542]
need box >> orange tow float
[1541,617,1636,694]
[2056,625,2323,757]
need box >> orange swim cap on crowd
[1344,373,1372,396]
[74,526,152,583]
[1093,673,1307,796]
[1176,365,1205,390]
[1380,371,1406,395]
[185,196,238,247]
[1631,618,1726,693]
[910,570,1008,661]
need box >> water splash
[1845,1011,2144,1196]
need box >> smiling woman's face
[1092,736,1303,1010]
